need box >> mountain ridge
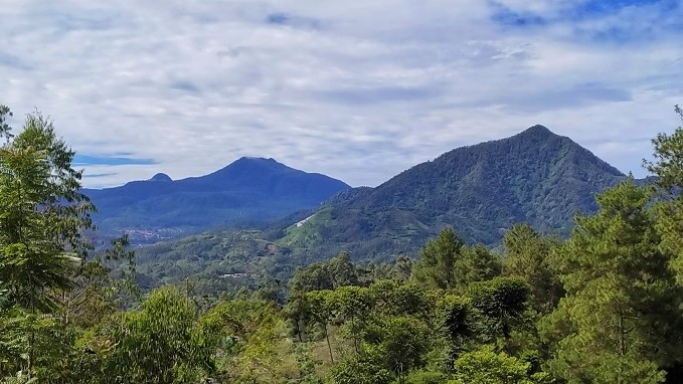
[82,157,351,242]
[278,124,631,256]
[132,124,647,289]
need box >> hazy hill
[82,157,350,241]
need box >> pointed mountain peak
[149,173,172,182]
[518,124,557,138]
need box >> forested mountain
[81,157,350,242]
[280,125,630,257]
[133,125,643,290]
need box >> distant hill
[132,125,643,290]
[82,157,350,242]
[278,125,629,259]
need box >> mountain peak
[149,173,172,182]
[215,156,289,175]
[518,124,557,138]
[238,156,277,162]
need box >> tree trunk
[324,324,334,364]
[618,312,625,384]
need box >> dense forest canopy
[1,104,683,383]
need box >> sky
[1,0,682,188]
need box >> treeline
[2,104,683,383]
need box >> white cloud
[1,0,682,188]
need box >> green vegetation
[133,125,640,291]
[4,104,683,383]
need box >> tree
[457,244,502,288]
[390,255,413,282]
[291,263,333,293]
[540,178,681,383]
[449,346,553,384]
[0,107,94,378]
[328,286,373,355]
[644,105,683,283]
[436,295,474,368]
[327,355,393,384]
[502,223,563,314]
[413,228,465,290]
[96,287,214,384]
[305,290,335,363]
[469,277,531,353]
[327,251,359,289]
[370,316,430,383]
[369,279,432,319]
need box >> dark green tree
[469,277,531,353]
[541,178,681,383]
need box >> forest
[2,104,683,383]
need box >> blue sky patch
[74,155,156,166]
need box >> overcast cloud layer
[2,0,682,188]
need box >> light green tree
[413,228,465,290]
[502,223,563,314]
[449,346,553,384]
[96,287,213,384]
[644,105,683,283]
[0,107,94,379]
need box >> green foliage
[404,370,448,384]
[645,105,683,283]
[450,347,553,384]
[326,355,393,384]
[369,280,433,319]
[541,178,681,383]
[413,228,464,290]
[502,223,563,314]
[95,286,212,383]
[0,114,94,312]
[469,277,531,352]
[369,316,430,379]
[436,295,474,366]
[458,244,502,288]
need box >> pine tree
[413,228,465,290]
[541,178,683,383]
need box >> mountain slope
[83,157,350,241]
[131,125,643,289]
[281,125,627,256]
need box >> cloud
[1,0,682,189]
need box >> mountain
[132,125,646,290]
[278,125,629,258]
[132,125,642,291]
[82,157,350,241]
